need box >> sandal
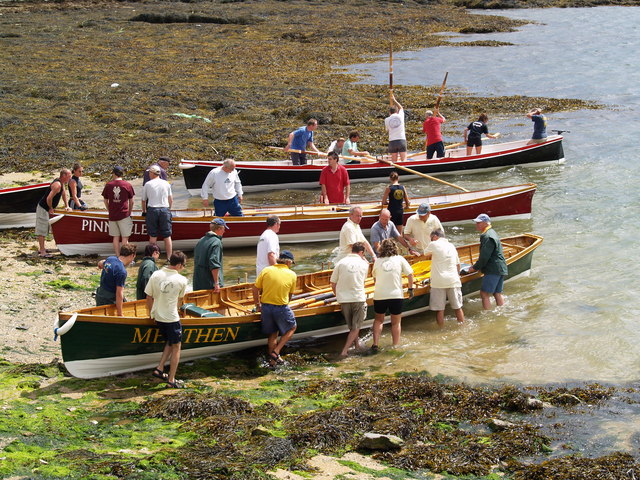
[269,351,285,365]
[166,380,184,389]
[152,368,168,380]
[38,252,53,258]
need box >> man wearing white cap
[466,213,508,309]
[403,202,443,254]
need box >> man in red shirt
[422,108,446,159]
[319,152,350,204]
[102,165,136,255]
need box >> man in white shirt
[335,206,376,264]
[201,158,244,217]
[424,229,464,326]
[256,215,281,276]
[384,93,407,162]
[142,165,173,259]
[145,251,188,388]
[330,242,370,357]
[403,202,443,255]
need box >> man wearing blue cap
[252,250,297,367]
[193,218,228,292]
[466,214,508,309]
[403,202,443,254]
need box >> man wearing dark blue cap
[252,250,297,367]
[466,214,507,309]
[193,218,228,292]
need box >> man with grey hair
[422,108,446,159]
[403,202,443,254]
[370,208,417,256]
[335,205,376,264]
[424,228,464,326]
[201,158,244,217]
[193,218,228,292]
[256,214,281,276]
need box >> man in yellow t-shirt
[252,250,297,367]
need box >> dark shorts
[156,320,182,345]
[388,139,407,154]
[373,298,403,315]
[213,196,243,217]
[290,152,307,166]
[481,274,504,294]
[426,141,445,159]
[261,303,297,335]
[146,207,172,238]
[467,136,482,147]
[95,286,116,306]
[389,208,404,227]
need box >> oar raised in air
[389,44,394,106]
[434,71,448,111]
[366,155,469,192]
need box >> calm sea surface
[190,7,640,384]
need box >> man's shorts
[467,136,482,147]
[481,274,504,294]
[373,298,403,315]
[260,303,297,335]
[156,320,182,345]
[340,301,367,330]
[388,139,407,154]
[146,207,172,238]
[426,141,445,159]
[109,216,133,238]
[290,152,307,166]
[430,287,463,311]
[35,205,50,236]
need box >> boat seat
[180,303,223,318]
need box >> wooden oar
[406,150,426,159]
[366,155,470,192]
[269,146,326,156]
[389,44,394,106]
[434,71,448,111]
[445,133,501,151]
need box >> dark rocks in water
[358,432,405,451]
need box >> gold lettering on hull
[132,327,240,344]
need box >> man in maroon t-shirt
[319,152,350,204]
[102,166,136,255]
[422,108,446,159]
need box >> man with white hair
[201,158,244,217]
[335,206,376,264]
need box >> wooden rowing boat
[54,233,543,378]
[0,182,49,229]
[180,136,564,194]
[48,183,536,255]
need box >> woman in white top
[371,239,414,350]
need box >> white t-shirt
[425,238,461,289]
[142,178,172,208]
[256,228,280,275]
[404,213,443,252]
[335,219,367,264]
[330,254,369,303]
[384,108,406,141]
[201,166,243,201]
[372,255,413,300]
[144,267,188,323]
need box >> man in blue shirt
[527,108,547,144]
[96,243,137,315]
[370,209,417,256]
[284,118,320,165]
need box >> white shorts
[109,216,133,238]
[35,205,50,237]
[430,287,463,311]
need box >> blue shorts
[261,303,297,335]
[389,208,404,227]
[156,320,182,345]
[481,274,504,294]
[290,152,307,166]
[467,136,482,147]
[426,141,445,159]
[213,196,243,217]
[146,207,172,238]
[373,298,403,315]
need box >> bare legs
[340,329,362,357]
[156,342,182,383]
[149,236,172,260]
[480,291,504,310]
[372,313,402,347]
[268,326,296,357]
